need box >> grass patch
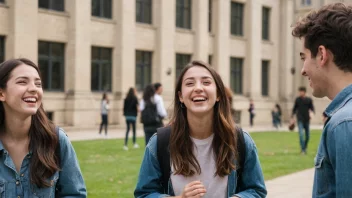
[72,130,322,198]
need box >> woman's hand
[180,181,206,198]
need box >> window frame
[38,41,65,92]
[176,0,192,29]
[262,7,271,40]
[135,50,153,91]
[136,0,152,24]
[38,0,65,12]
[175,53,191,80]
[91,47,113,92]
[91,0,112,19]
[261,60,270,96]
[230,57,243,94]
[231,2,244,36]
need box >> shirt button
[16,181,19,185]
[21,174,24,177]
[17,196,20,198]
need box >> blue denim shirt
[134,131,267,198]
[0,128,87,198]
[313,84,352,198]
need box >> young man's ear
[0,89,5,102]
[317,45,329,67]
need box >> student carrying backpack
[134,60,266,197]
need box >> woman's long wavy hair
[169,60,239,177]
[0,58,59,187]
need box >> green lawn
[72,130,322,198]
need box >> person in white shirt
[153,82,167,125]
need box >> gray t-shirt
[171,134,228,198]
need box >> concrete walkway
[64,124,321,198]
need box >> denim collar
[325,84,352,117]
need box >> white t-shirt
[171,134,228,198]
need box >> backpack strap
[156,126,246,194]
[156,126,171,194]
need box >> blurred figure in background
[153,82,167,126]
[123,87,139,151]
[248,99,255,127]
[140,84,167,145]
[99,92,109,138]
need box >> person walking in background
[275,104,282,127]
[272,104,282,129]
[153,82,167,126]
[271,105,281,130]
[135,61,266,197]
[292,3,352,196]
[123,87,139,151]
[0,58,86,197]
[99,92,109,138]
[248,99,255,127]
[291,87,314,154]
[140,84,167,145]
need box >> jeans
[125,119,136,145]
[99,114,108,135]
[297,120,310,152]
[250,114,255,126]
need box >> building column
[279,0,295,121]
[7,0,38,61]
[155,0,175,96]
[113,0,135,124]
[65,0,91,126]
[246,0,262,98]
[193,0,208,62]
[213,0,230,84]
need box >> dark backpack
[141,102,160,125]
[157,126,246,194]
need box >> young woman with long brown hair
[0,58,86,197]
[135,61,266,197]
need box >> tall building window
[136,50,152,91]
[39,0,65,11]
[230,57,243,94]
[261,60,270,96]
[262,7,270,40]
[208,0,212,32]
[176,53,191,80]
[0,36,4,63]
[38,41,65,91]
[208,55,212,66]
[301,0,311,6]
[92,0,112,19]
[136,0,152,24]
[176,0,192,29]
[231,2,244,36]
[91,47,112,92]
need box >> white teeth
[23,98,36,102]
[193,97,206,101]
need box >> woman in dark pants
[99,93,109,137]
[123,87,139,150]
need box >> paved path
[64,124,321,198]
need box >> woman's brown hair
[169,60,239,177]
[0,58,59,187]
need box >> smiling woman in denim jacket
[0,58,86,197]
[134,61,266,198]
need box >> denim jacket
[313,84,352,198]
[0,127,87,198]
[134,131,267,198]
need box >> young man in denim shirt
[292,3,352,197]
